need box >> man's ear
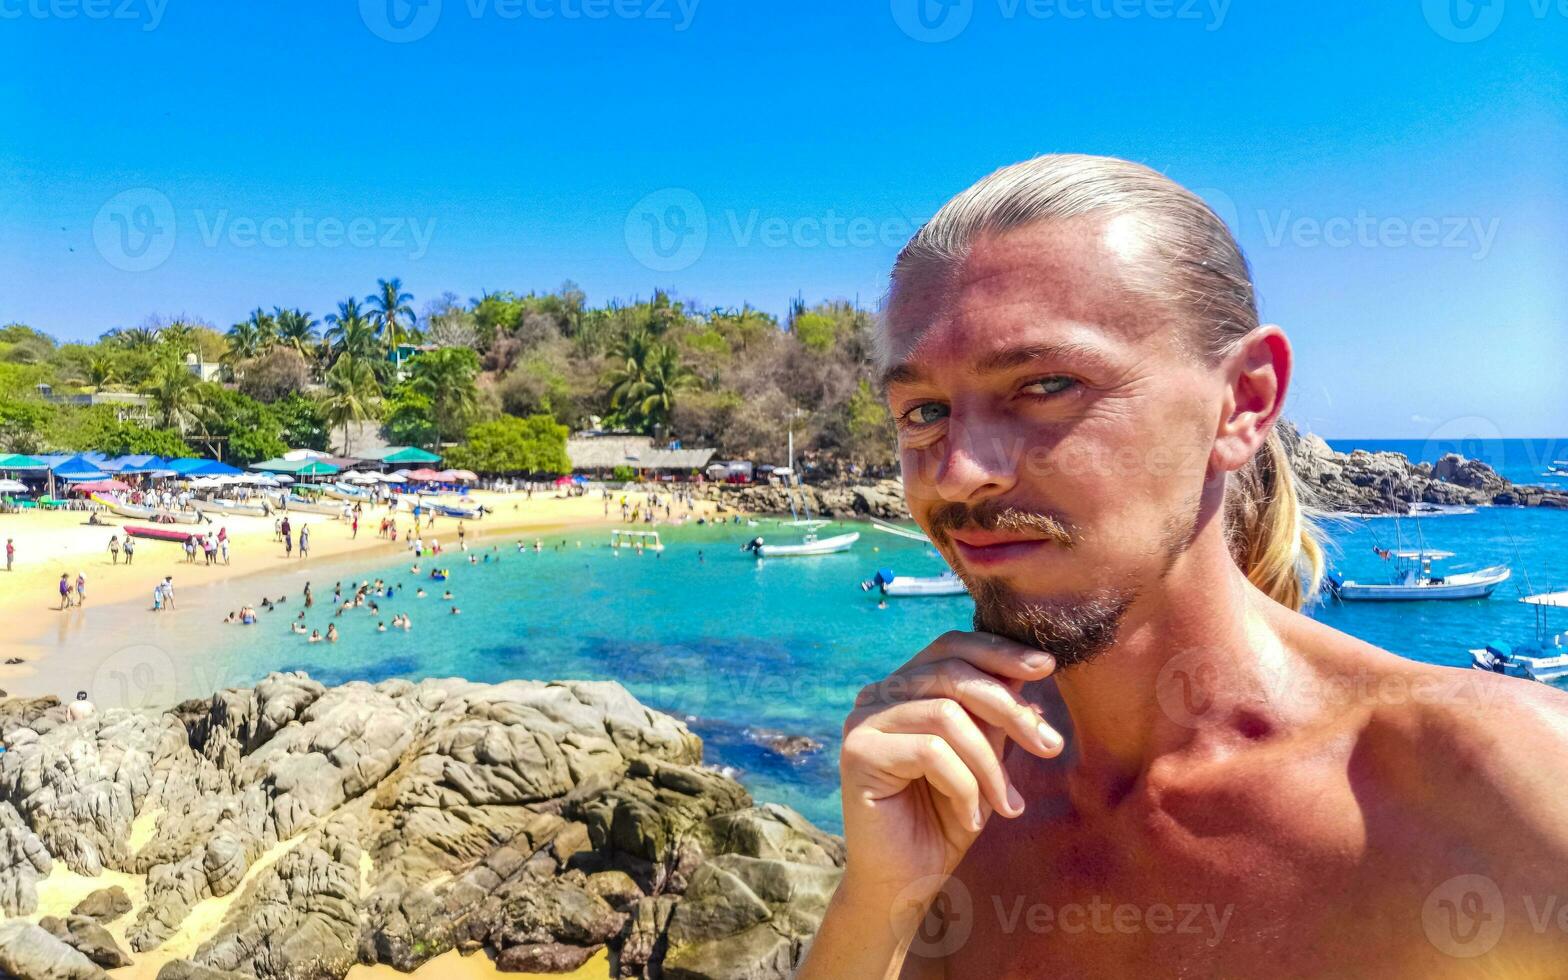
[1211,325,1292,476]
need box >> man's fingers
[898,629,1057,681]
[873,698,1022,818]
[855,729,985,833]
[860,660,1064,759]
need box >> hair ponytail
[1225,427,1323,610]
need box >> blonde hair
[887,153,1324,610]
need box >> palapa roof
[566,435,714,472]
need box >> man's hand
[839,630,1064,909]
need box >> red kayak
[125,524,199,543]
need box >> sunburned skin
[799,159,1568,980]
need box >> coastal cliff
[0,675,844,980]
[695,422,1567,519]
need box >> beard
[922,498,1138,668]
[967,577,1134,668]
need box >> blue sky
[2,0,1564,436]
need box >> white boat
[1328,549,1510,601]
[194,497,270,518]
[863,568,968,597]
[1471,590,1568,684]
[93,493,203,525]
[744,531,860,558]
[320,482,372,501]
[277,495,344,517]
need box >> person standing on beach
[108,535,120,565]
[57,573,71,609]
[801,155,1568,978]
[5,538,12,571]
[75,571,85,606]
[161,576,174,610]
[123,535,134,565]
[299,524,311,559]
[218,526,229,565]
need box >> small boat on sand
[194,497,270,518]
[124,524,200,543]
[277,495,344,517]
[93,493,203,525]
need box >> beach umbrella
[0,478,28,493]
[0,453,46,471]
[70,479,132,494]
[379,473,407,483]
[447,469,478,482]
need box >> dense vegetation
[0,279,896,477]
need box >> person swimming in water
[308,629,321,643]
[326,623,339,642]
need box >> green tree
[446,414,569,475]
[143,355,204,431]
[322,354,379,452]
[275,308,320,363]
[367,277,416,373]
[405,346,480,443]
[381,388,438,449]
[272,393,330,452]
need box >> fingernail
[1038,721,1062,751]
[972,807,985,831]
[1025,653,1053,669]
[1006,784,1025,815]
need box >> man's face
[883,216,1226,663]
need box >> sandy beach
[0,488,719,699]
[0,486,725,979]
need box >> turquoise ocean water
[147,440,1568,834]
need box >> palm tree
[322,354,380,453]
[324,298,382,365]
[86,354,121,391]
[606,328,657,411]
[223,317,267,368]
[631,344,693,429]
[275,308,320,363]
[143,354,204,431]
[606,331,691,433]
[106,325,160,351]
[366,277,416,375]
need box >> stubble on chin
[965,575,1134,668]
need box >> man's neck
[1050,534,1294,809]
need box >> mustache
[925,500,1075,548]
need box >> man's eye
[901,402,950,425]
[1022,376,1078,397]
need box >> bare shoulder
[1283,607,1568,867]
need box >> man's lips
[948,531,1057,568]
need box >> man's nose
[926,412,1020,503]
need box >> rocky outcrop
[0,675,844,980]
[695,478,908,521]
[695,425,1567,518]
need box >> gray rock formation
[0,675,844,980]
[695,423,1568,518]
